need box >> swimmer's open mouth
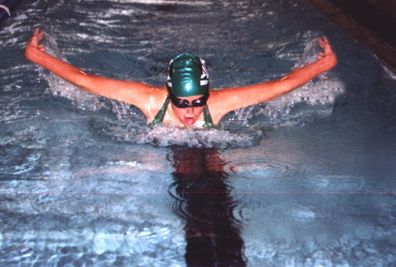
[184,117,197,125]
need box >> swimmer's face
[171,95,206,127]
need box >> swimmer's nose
[185,107,194,115]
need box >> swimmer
[25,28,337,128]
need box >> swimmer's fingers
[30,28,45,45]
[32,28,45,44]
[25,28,48,60]
[317,36,328,47]
[317,36,337,67]
[318,36,334,54]
[316,36,336,60]
[27,28,46,51]
[35,28,45,42]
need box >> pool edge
[307,0,396,73]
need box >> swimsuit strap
[203,105,214,129]
[149,95,215,129]
[149,95,171,127]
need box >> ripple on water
[289,205,317,222]
[0,244,35,264]
[93,232,123,254]
[245,236,396,266]
[0,102,42,125]
[0,146,41,178]
[0,220,184,265]
[234,161,289,178]
[309,175,366,193]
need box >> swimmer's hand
[316,36,337,70]
[25,28,47,62]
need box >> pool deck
[307,0,396,73]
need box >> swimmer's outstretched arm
[208,37,337,124]
[25,29,164,119]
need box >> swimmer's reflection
[168,147,246,267]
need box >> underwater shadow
[168,146,246,267]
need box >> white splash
[0,4,11,16]
[265,31,345,122]
[38,32,106,111]
[381,63,396,80]
[135,126,256,148]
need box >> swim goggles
[169,94,209,108]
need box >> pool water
[1,0,396,266]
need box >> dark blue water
[1,0,396,266]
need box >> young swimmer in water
[25,28,337,128]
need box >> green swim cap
[167,53,209,97]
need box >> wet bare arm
[24,29,162,118]
[208,37,337,124]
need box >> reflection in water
[168,147,246,267]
